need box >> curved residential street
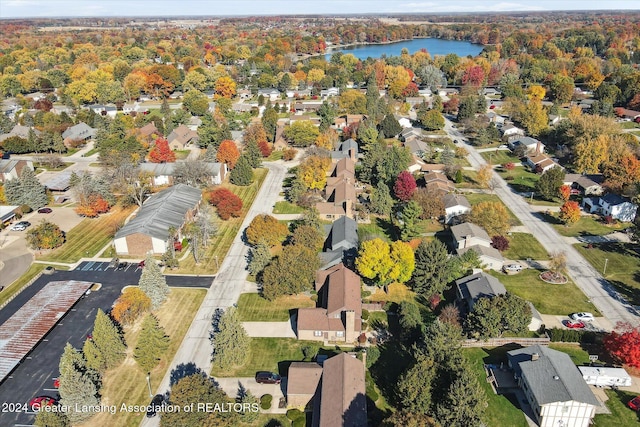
[140,160,290,427]
[444,118,639,326]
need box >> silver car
[569,312,594,322]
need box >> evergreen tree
[370,181,394,216]
[202,143,217,162]
[5,167,48,209]
[134,314,170,373]
[58,343,100,423]
[261,107,278,142]
[229,154,253,186]
[398,200,423,241]
[244,138,262,168]
[237,388,260,423]
[397,351,436,414]
[435,362,486,427]
[89,309,126,371]
[211,306,250,370]
[138,254,169,309]
[160,98,171,116]
[247,242,272,276]
[379,114,402,138]
[34,410,70,427]
[411,239,452,297]
[82,338,105,373]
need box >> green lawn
[463,348,528,427]
[503,232,549,260]
[174,149,191,160]
[273,201,305,214]
[497,166,540,193]
[489,269,600,315]
[32,161,72,171]
[358,216,397,242]
[550,215,630,237]
[236,293,315,321]
[619,121,640,130]
[38,206,136,263]
[465,193,522,226]
[548,343,591,365]
[480,150,521,166]
[266,150,284,161]
[455,170,479,189]
[174,168,268,275]
[574,242,640,305]
[593,389,640,427]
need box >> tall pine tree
[58,343,100,423]
[229,154,253,186]
[134,314,170,373]
[411,239,452,297]
[211,307,250,370]
[244,139,262,168]
[138,254,170,309]
[87,309,127,372]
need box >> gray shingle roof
[508,345,600,406]
[62,122,95,140]
[442,194,471,209]
[450,222,491,243]
[455,272,506,303]
[114,184,201,241]
[457,244,504,262]
[138,162,222,177]
[329,216,358,251]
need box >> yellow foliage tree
[521,98,548,137]
[477,164,493,188]
[214,76,237,99]
[470,201,510,236]
[384,65,411,99]
[297,155,331,191]
[527,85,546,100]
[573,135,610,174]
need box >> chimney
[536,141,542,155]
[532,353,540,361]
[349,148,356,162]
[344,199,354,220]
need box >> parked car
[565,320,585,329]
[503,264,523,273]
[628,396,640,411]
[569,312,594,322]
[37,208,52,214]
[10,221,30,231]
[108,257,119,269]
[255,371,281,384]
[489,104,496,109]
[43,266,56,275]
[117,262,128,270]
[29,396,57,410]
[137,260,145,269]
[147,394,165,418]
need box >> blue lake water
[325,38,483,60]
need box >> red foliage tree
[148,138,176,163]
[393,171,417,201]
[208,188,242,220]
[33,99,53,112]
[402,82,419,98]
[462,65,486,87]
[216,139,240,168]
[443,96,460,114]
[559,185,571,202]
[258,140,273,157]
[491,235,510,251]
[74,195,110,217]
[603,322,640,368]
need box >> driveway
[444,117,639,326]
[214,377,287,413]
[242,321,297,338]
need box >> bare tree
[173,160,213,188]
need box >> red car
[629,396,640,411]
[566,320,585,329]
[489,104,496,109]
[29,396,57,410]
[37,208,52,214]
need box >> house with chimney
[320,215,359,269]
[167,124,199,150]
[450,222,503,270]
[297,263,362,344]
[563,174,603,196]
[330,139,358,161]
[424,171,455,195]
[316,157,357,221]
[507,345,599,427]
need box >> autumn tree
[521,98,548,137]
[559,201,581,225]
[182,89,209,116]
[411,239,451,297]
[214,76,236,99]
[536,166,566,200]
[393,171,417,201]
[491,235,510,251]
[419,109,445,131]
[476,164,493,188]
[261,245,321,300]
[412,188,445,220]
[83,309,126,372]
[134,314,169,373]
[245,214,288,247]
[469,201,510,236]
[356,238,414,287]
[297,155,331,190]
[208,188,243,220]
[111,287,151,325]
[229,154,253,186]
[283,120,320,147]
[604,153,640,193]
[138,254,169,309]
[603,322,640,368]
[216,139,240,168]
[148,137,176,163]
[25,220,65,250]
[290,224,324,251]
[559,185,571,202]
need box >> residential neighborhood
[1,5,640,427]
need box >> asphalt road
[444,117,639,325]
[0,262,212,427]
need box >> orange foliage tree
[208,188,243,220]
[216,140,240,168]
[148,138,176,163]
[74,194,110,217]
[559,201,581,225]
[214,76,237,99]
[558,185,571,202]
[112,287,151,325]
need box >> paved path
[242,321,297,338]
[214,377,287,414]
[140,161,289,427]
[0,232,33,289]
[445,117,639,325]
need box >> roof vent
[532,353,540,361]
[553,375,560,380]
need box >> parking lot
[0,262,213,426]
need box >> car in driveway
[569,312,594,322]
[503,264,523,274]
[37,208,52,214]
[10,221,31,231]
[565,320,585,329]
[629,396,640,411]
[147,394,165,417]
[255,371,281,384]
[29,396,57,410]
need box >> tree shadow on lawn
[533,211,563,225]
[606,278,640,307]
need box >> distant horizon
[1,0,638,19]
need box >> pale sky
[0,0,638,19]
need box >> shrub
[283,148,297,161]
[19,204,32,214]
[286,409,304,421]
[260,394,272,410]
[361,309,370,321]
[491,235,510,251]
[361,290,371,299]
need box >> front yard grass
[503,232,549,260]
[236,293,315,321]
[489,269,600,315]
[465,193,522,226]
[547,343,591,365]
[77,288,206,427]
[463,347,528,427]
[497,166,540,193]
[574,242,640,305]
[173,168,267,275]
[593,389,640,427]
[273,201,305,214]
[480,150,521,166]
[550,215,630,237]
[37,205,136,263]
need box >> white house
[500,123,525,138]
[450,222,504,270]
[509,136,544,155]
[508,345,600,427]
[257,88,281,101]
[320,87,339,98]
[442,194,471,224]
[582,194,638,222]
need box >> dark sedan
[255,371,281,384]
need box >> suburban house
[137,122,160,143]
[316,162,357,222]
[293,101,323,113]
[508,136,544,155]
[62,122,95,147]
[455,271,507,311]
[442,193,471,223]
[287,353,367,427]
[0,205,20,225]
[0,124,40,143]
[122,101,143,115]
[500,123,525,138]
[113,184,202,256]
[167,124,199,150]
[138,162,226,186]
[399,127,422,142]
[321,216,359,268]
[403,138,429,156]
[424,171,455,195]
[563,174,604,196]
[450,222,503,270]
[330,139,358,161]
[507,345,600,427]
[525,153,561,174]
[582,194,638,222]
[297,263,362,344]
[85,104,117,118]
[0,159,34,183]
[257,88,281,101]
[320,87,340,98]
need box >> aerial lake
[325,38,483,60]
